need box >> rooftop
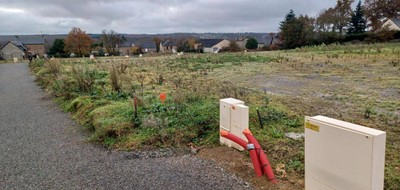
[197,39,224,48]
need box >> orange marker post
[159,92,167,104]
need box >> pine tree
[49,39,65,55]
[283,9,296,23]
[348,0,367,34]
[279,10,312,49]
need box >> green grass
[30,42,400,189]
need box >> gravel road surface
[0,63,250,190]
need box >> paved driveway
[0,63,250,190]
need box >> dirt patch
[249,75,309,96]
[380,88,400,99]
[197,146,304,190]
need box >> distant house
[134,38,157,53]
[382,18,400,31]
[20,36,47,56]
[118,41,135,56]
[160,40,177,53]
[197,39,230,53]
[117,38,157,55]
[235,37,248,49]
[235,35,278,50]
[0,36,47,60]
[0,41,27,60]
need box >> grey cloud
[0,0,337,35]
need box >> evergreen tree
[245,38,258,49]
[49,39,65,55]
[279,10,309,49]
[348,0,367,34]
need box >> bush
[343,33,368,42]
[109,66,122,93]
[316,32,343,45]
[220,40,241,52]
[71,66,97,93]
[246,37,258,50]
[394,31,400,39]
[44,61,62,78]
[365,29,396,43]
[51,53,70,58]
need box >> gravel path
[0,63,250,190]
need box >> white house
[197,39,230,53]
[382,18,400,31]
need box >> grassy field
[30,42,400,189]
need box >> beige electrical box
[220,98,248,151]
[305,115,386,190]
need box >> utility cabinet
[220,98,248,151]
[305,115,386,190]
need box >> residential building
[118,41,135,56]
[0,35,47,60]
[21,36,47,56]
[382,18,400,31]
[117,38,157,56]
[235,37,248,49]
[197,39,230,53]
[134,38,157,53]
[0,41,27,60]
[235,35,278,50]
[160,40,177,53]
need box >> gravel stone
[0,63,252,190]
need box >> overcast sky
[0,0,337,35]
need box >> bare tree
[364,0,400,31]
[101,29,125,56]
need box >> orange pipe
[220,130,263,177]
[247,144,263,177]
[220,130,247,149]
[243,129,277,183]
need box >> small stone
[395,167,400,171]
[285,132,305,140]
[297,179,304,186]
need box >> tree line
[49,28,261,56]
[279,0,400,49]
[50,0,400,55]
[49,28,128,57]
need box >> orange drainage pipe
[243,129,277,183]
[246,143,263,177]
[220,130,263,177]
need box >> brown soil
[197,146,304,190]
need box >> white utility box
[305,115,386,190]
[220,98,248,151]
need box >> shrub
[71,66,96,93]
[394,31,400,39]
[343,33,368,42]
[44,61,62,78]
[246,37,258,50]
[109,66,122,93]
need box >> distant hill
[120,32,268,40]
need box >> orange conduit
[243,129,277,183]
[220,130,263,177]
[220,130,247,149]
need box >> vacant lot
[31,42,400,189]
